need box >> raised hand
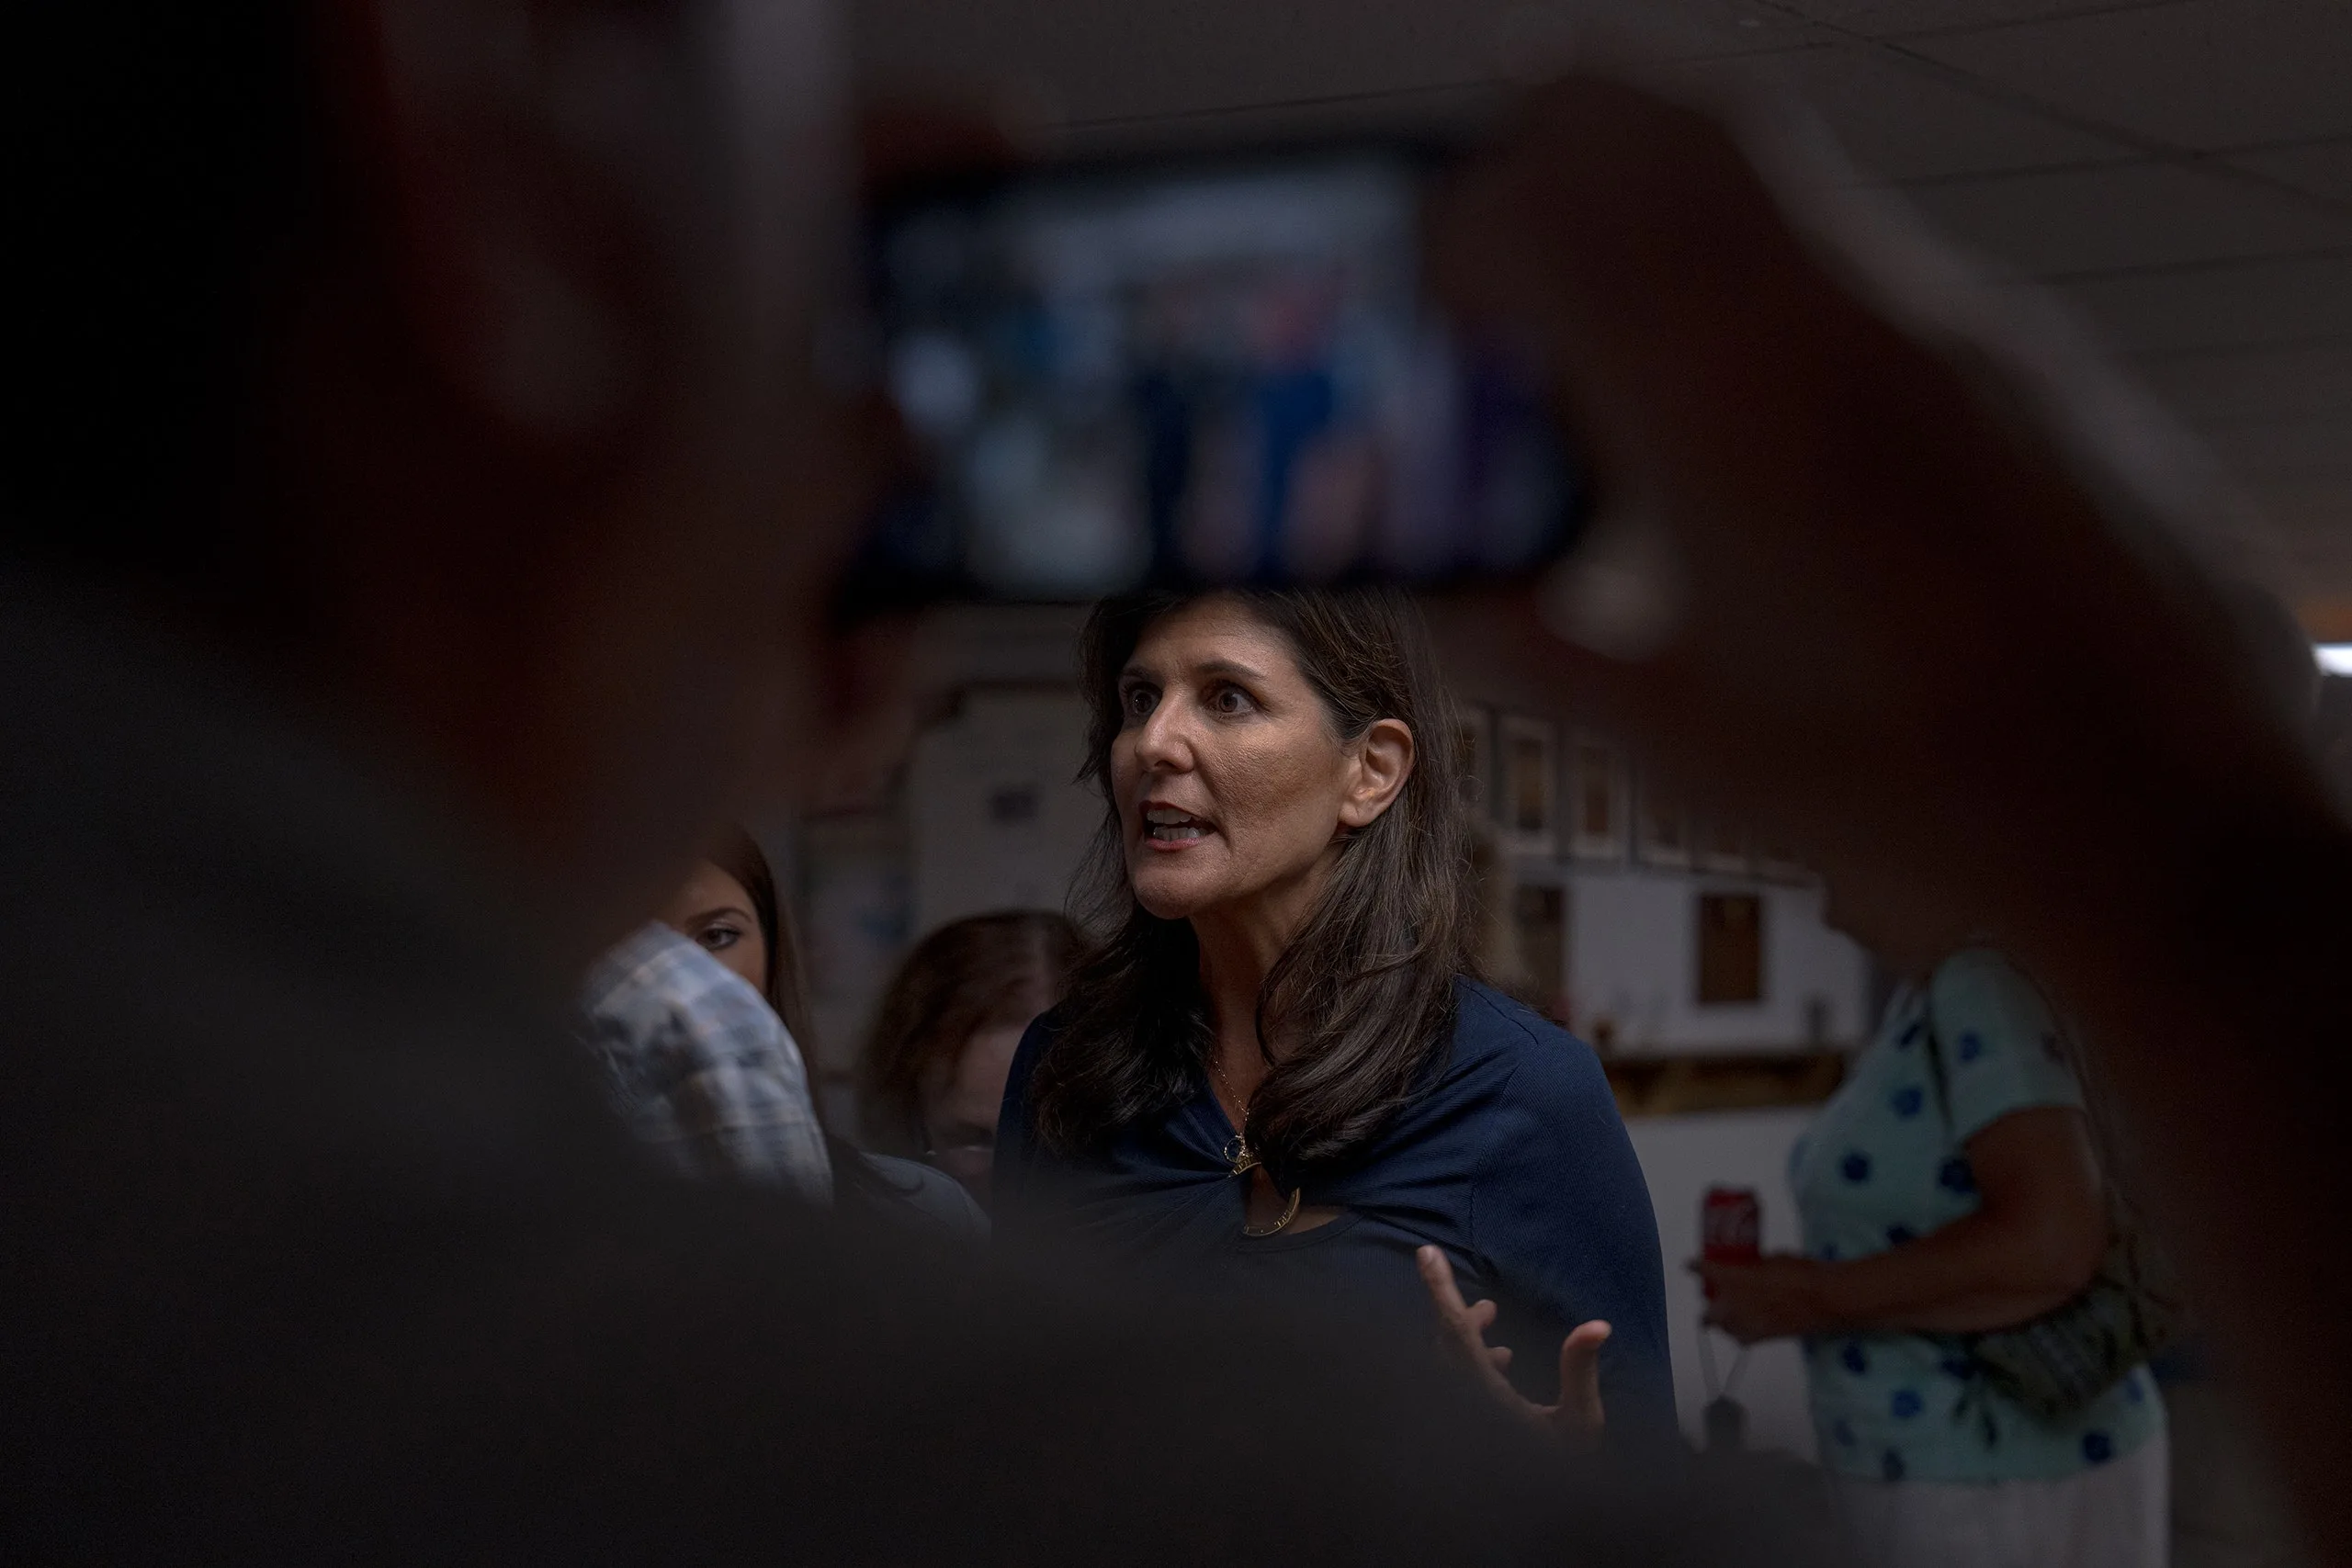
[1418,1244,1609,1448]
[1423,74,2322,971]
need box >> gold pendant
[1222,1134,1260,1177]
[1242,1186,1304,1238]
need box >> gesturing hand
[1416,1245,1610,1448]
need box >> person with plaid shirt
[582,922,833,1205]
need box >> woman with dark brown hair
[657,827,987,1239]
[661,825,816,1048]
[858,910,1083,1207]
[995,588,1672,1435]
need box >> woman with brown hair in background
[858,910,1083,1209]
[660,826,821,1056]
[994,587,1673,1439]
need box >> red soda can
[1701,1185,1762,1265]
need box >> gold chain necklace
[1211,1053,1302,1236]
[1210,1054,1259,1174]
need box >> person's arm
[1429,73,2352,1551]
[1698,1107,2106,1341]
[1471,1008,1676,1426]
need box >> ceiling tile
[1685,44,2140,180]
[852,0,2352,162]
[2226,139,2352,205]
[2262,478,2352,530]
[1905,162,2352,276]
[2255,479,2352,594]
[1637,0,1849,57]
[1049,82,1498,155]
[2046,255,2352,355]
[2133,342,2352,426]
[851,0,1841,129]
[1761,0,2179,37]
[854,0,1493,123]
[1899,0,2352,152]
[2205,418,2352,481]
[854,0,1906,137]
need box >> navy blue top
[996,978,1675,1428]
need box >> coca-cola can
[1701,1185,1761,1264]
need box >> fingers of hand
[1521,1321,1611,1443]
[1419,1247,1505,1379]
[1419,1247,1503,1350]
[1416,1245,1472,1318]
[1559,1320,1611,1383]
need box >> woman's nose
[1132,701,1194,772]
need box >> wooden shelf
[1604,1051,1848,1118]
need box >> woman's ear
[1339,718,1416,829]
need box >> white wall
[1624,1108,1818,1460]
[1566,867,1870,1055]
[908,688,1100,937]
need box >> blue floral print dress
[1789,948,2165,1483]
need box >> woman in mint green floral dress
[1694,948,2165,1568]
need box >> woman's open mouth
[1142,807,1214,846]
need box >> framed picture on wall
[1566,732,1629,863]
[1496,714,1558,856]
[1635,776,1691,869]
[1696,816,1752,875]
[1696,891,1766,1005]
[1453,705,1495,828]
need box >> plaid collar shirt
[580,922,833,1204]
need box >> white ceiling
[851,0,2352,615]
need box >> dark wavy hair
[1027,588,1477,1181]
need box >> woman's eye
[698,925,739,952]
[1123,685,1158,719]
[1209,684,1254,716]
